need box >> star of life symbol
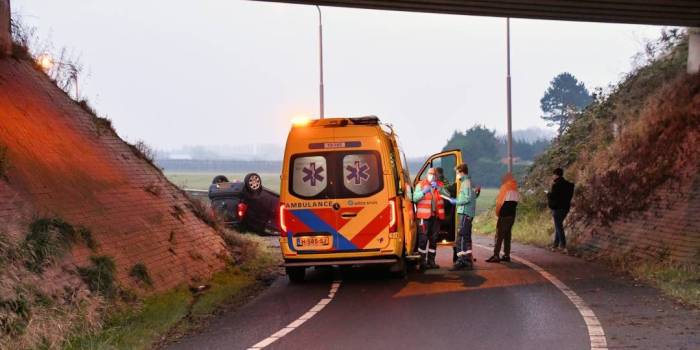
[346,161,370,185]
[302,162,325,186]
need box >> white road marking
[247,280,342,350]
[476,244,608,350]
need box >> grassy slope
[63,233,279,350]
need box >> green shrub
[78,227,97,251]
[185,196,220,230]
[78,256,117,297]
[23,218,78,273]
[0,294,31,338]
[129,263,153,287]
[0,144,9,179]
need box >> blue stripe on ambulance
[291,209,357,251]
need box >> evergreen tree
[540,72,593,135]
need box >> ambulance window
[291,156,328,198]
[439,155,457,184]
[417,154,457,183]
[341,152,382,196]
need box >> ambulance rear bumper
[283,257,399,267]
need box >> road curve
[167,235,700,349]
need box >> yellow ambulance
[278,116,463,282]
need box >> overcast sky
[13,0,665,157]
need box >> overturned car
[208,173,280,234]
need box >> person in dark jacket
[547,168,574,251]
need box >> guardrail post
[689,28,700,74]
[0,0,9,56]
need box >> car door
[412,149,463,243]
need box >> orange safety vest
[416,179,445,220]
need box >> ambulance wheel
[286,267,305,283]
[244,173,263,194]
[389,257,408,279]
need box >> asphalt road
[167,236,700,350]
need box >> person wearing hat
[412,167,451,270]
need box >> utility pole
[316,5,325,119]
[506,17,513,173]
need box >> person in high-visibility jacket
[412,167,452,269]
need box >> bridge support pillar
[689,28,700,74]
[0,0,9,56]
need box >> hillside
[0,53,230,347]
[474,32,699,304]
[523,32,700,263]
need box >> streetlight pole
[316,5,325,119]
[506,17,513,173]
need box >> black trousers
[455,214,473,263]
[417,217,440,255]
[494,215,515,256]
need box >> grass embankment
[165,172,281,192]
[473,193,553,248]
[64,232,279,350]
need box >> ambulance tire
[286,267,305,283]
[389,257,408,279]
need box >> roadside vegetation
[3,12,282,350]
[474,194,553,248]
[476,29,700,307]
[0,143,9,180]
[0,218,103,350]
[64,231,279,350]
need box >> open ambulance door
[412,149,464,244]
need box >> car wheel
[212,175,229,184]
[244,173,263,193]
[286,267,305,283]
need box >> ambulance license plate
[295,235,332,250]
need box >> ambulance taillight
[279,204,288,237]
[389,198,397,233]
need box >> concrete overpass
[253,0,700,73]
[0,0,698,69]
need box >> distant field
[165,172,281,192]
[476,188,498,214]
[167,171,497,212]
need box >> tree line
[442,72,592,187]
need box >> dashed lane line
[247,280,342,350]
[475,244,608,350]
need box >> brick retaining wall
[0,58,228,293]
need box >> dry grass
[64,230,279,350]
[128,140,160,172]
[587,250,700,307]
[474,195,553,248]
[0,248,104,350]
